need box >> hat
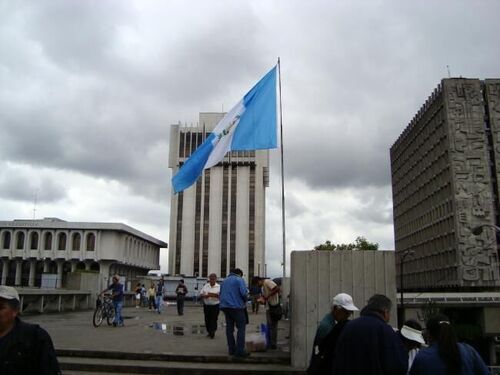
[401,325,425,344]
[332,293,359,311]
[0,286,20,302]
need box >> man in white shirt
[200,273,220,339]
[254,277,281,350]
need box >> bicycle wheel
[106,304,115,326]
[93,306,104,327]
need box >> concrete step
[57,348,291,365]
[59,356,305,374]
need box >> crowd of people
[307,293,490,375]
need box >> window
[2,232,11,249]
[58,233,67,251]
[16,232,25,250]
[30,232,39,250]
[72,233,81,251]
[44,232,52,250]
[86,233,95,251]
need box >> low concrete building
[0,218,167,291]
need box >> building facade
[168,113,269,280]
[391,78,500,290]
[0,218,167,289]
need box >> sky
[1,0,500,278]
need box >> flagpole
[278,58,287,283]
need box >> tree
[314,236,379,251]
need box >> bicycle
[93,294,115,327]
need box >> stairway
[57,349,306,375]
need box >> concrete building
[390,78,500,291]
[168,113,269,280]
[0,218,167,290]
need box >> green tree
[314,236,378,251]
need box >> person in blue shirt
[100,274,124,327]
[219,268,249,358]
[409,314,488,375]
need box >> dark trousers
[177,296,185,315]
[148,296,156,310]
[251,296,260,313]
[222,308,246,355]
[266,310,278,347]
[203,304,220,335]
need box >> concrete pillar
[1,260,8,285]
[71,261,77,272]
[28,259,36,287]
[56,261,63,288]
[85,261,90,271]
[43,260,49,273]
[14,260,22,286]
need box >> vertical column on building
[207,166,223,277]
[28,259,36,287]
[56,260,63,288]
[236,166,250,278]
[181,181,196,276]
[14,260,22,286]
[1,260,8,285]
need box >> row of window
[1,231,96,252]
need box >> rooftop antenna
[446,65,451,78]
[32,189,38,219]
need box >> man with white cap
[307,293,359,375]
[0,285,61,374]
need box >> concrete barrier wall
[290,250,397,368]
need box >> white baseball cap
[401,325,425,344]
[332,293,359,311]
[0,286,20,302]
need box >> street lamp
[400,249,415,325]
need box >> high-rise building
[391,78,500,290]
[168,113,269,279]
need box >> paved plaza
[22,301,291,359]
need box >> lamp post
[399,249,414,325]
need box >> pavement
[22,301,291,360]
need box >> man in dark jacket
[332,294,408,375]
[0,286,61,375]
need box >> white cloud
[1,0,500,277]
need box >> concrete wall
[290,250,397,369]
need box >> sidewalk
[22,301,290,359]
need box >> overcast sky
[1,0,500,277]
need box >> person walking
[307,293,359,375]
[219,268,249,358]
[409,314,488,375]
[175,279,188,316]
[249,277,262,314]
[155,277,165,314]
[99,274,125,327]
[254,277,281,349]
[332,294,408,375]
[134,283,142,308]
[200,273,220,339]
[147,282,156,310]
[0,286,61,374]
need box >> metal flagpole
[278,57,287,282]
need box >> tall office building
[168,113,269,279]
[391,78,500,290]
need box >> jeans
[222,308,247,355]
[155,296,163,313]
[113,300,124,326]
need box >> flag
[172,66,278,193]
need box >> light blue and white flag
[172,66,278,193]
